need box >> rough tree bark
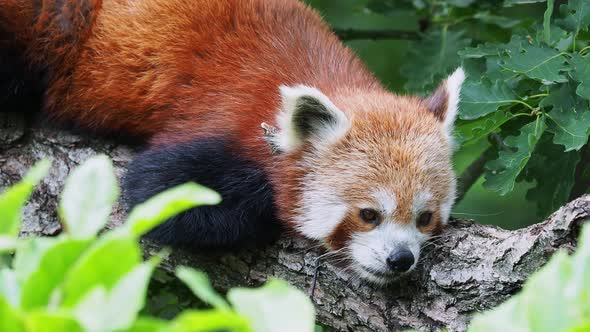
[1,112,588,332]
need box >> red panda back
[16,0,379,149]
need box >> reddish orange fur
[1,0,453,242]
[2,0,379,138]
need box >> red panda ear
[274,85,349,152]
[426,67,465,136]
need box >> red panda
[1,0,464,284]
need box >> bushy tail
[123,138,283,249]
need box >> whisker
[314,247,348,262]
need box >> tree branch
[1,112,588,332]
[570,145,590,201]
[456,134,509,204]
[455,146,495,203]
[333,28,421,41]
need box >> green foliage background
[307,0,590,229]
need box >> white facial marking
[440,177,457,224]
[372,188,397,215]
[296,184,348,240]
[349,222,429,285]
[443,67,466,136]
[412,191,433,216]
[440,194,455,224]
[275,85,350,152]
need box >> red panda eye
[360,208,380,225]
[417,212,433,227]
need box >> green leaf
[467,296,529,332]
[25,311,84,332]
[535,24,575,51]
[74,259,159,332]
[228,279,315,332]
[541,83,590,151]
[163,310,252,332]
[176,267,230,310]
[569,225,590,318]
[569,53,590,100]
[548,106,590,151]
[61,233,141,307]
[315,325,327,332]
[0,159,51,236]
[524,251,578,332]
[459,80,518,120]
[123,183,221,237]
[72,287,109,332]
[12,237,56,282]
[460,36,526,61]
[484,117,547,195]
[455,111,515,146]
[474,11,522,29]
[501,42,569,83]
[0,269,20,307]
[401,28,470,93]
[0,236,19,254]
[544,0,555,45]
[118,317,168,332]
[20,238,91,310]
[558,0,590,46]
[59,155,119,238]
[459,43,501,59]
[105,258,160,330]
[0,296,24,332]
[524,138,579,217]
[568,321,590,332]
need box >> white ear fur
[274,85,349,152]
[442,67,465,135]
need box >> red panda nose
[386,248,415,272]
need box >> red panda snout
[349,223,428,284]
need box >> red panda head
[270,68,465,284]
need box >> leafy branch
[356,0,589,214]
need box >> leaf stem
[543,0,555,45]
[527,93,549,99]
[512,113,535,118]
[510,100,536,112]
[579,46,590,55]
